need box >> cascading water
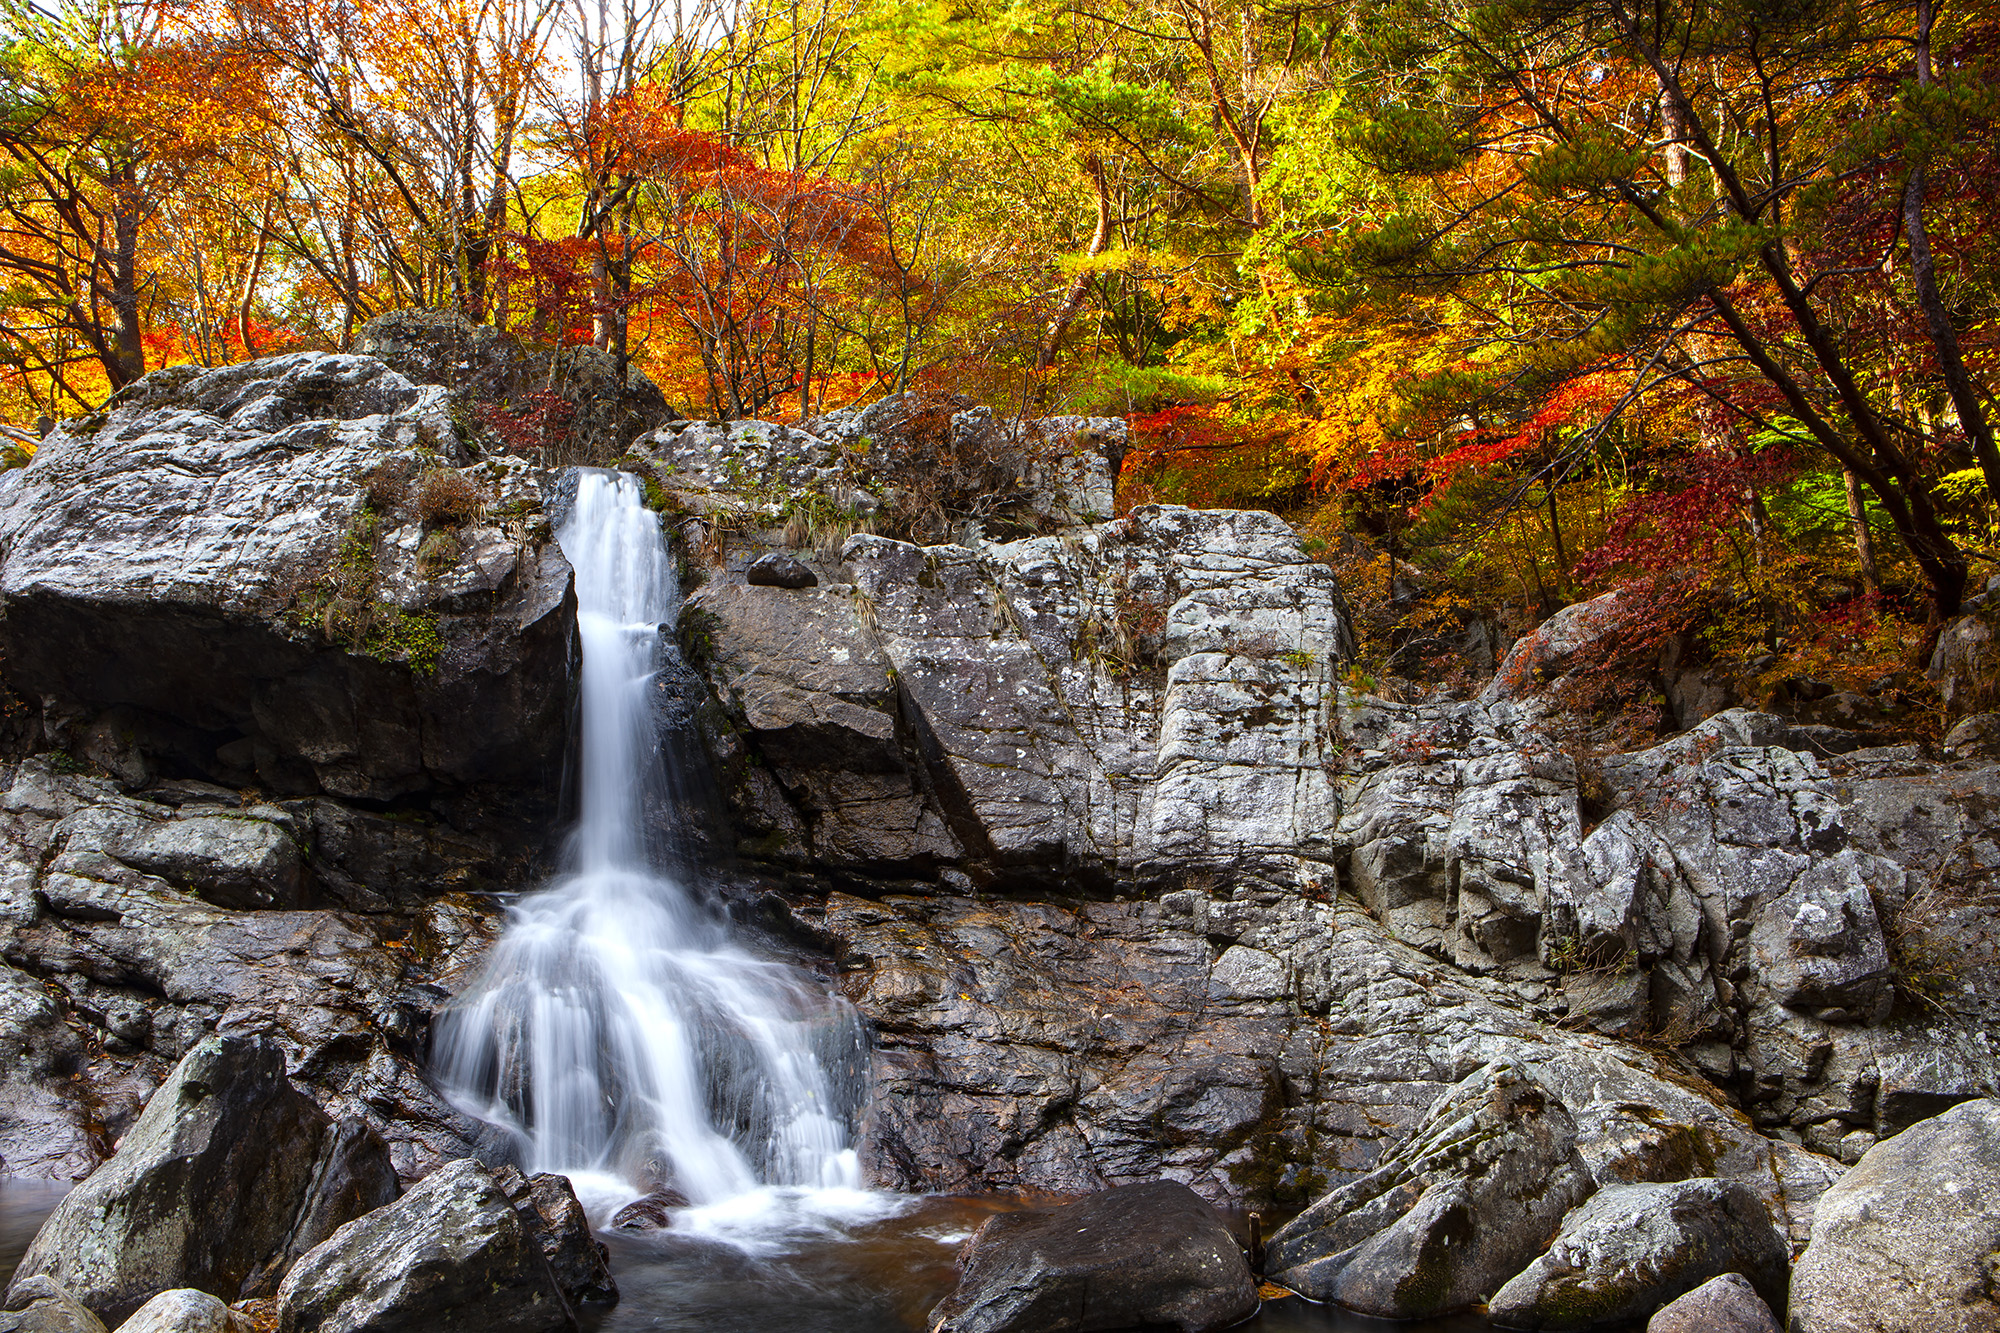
[433,470,867,1221]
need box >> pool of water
[579,1192,1497,1333]
[0,1180,1504,1332]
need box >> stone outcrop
[688,504,1350,888]
[0,756,513,1182]
[0,351,575,837]
[275,1158,580,1333]
[1265,1062,1593,1317]
[6,1034,397,1324]
[1788,1098,2000,1333]
[927,1181,1255,1333]
[1485,1178,1788,1329]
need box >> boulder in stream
[5,1033,398,1323]
[1788,1098,2000,1333]
[276,1158,579,1333]
[928,1181,1256,1333]
[1485,1178,1788,1329]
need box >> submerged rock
[1265,1062,1593,1319]
[1646,1273,1781,1333]
[6,1034,396,1323]
[0,1278,106,1333]
[1788,1099,2000,1333]
[608,1190,688,1232]
[1486,1178,1788,1329]
[276,1158,577,1333]
[928,1181,1255,1333]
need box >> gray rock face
[0,1279,106,1333]
[1486,1178,1788,1329]
[691,504,1351,887]
[0,351,575,836]
[928,1181,1255,1333]
[115,1290,251,1333]
[1647,1273,1780,1333]
[1788,1099,2000,1333]
[6,1034,396,1323]
[1265,1062,1593,1318]
[0,755,511,1184]
[1930,607,1999,717]
[276,1158,576,1333]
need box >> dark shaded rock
[745,553,818,589]
[1789,1099,2000,1333]
[1486,1178,1788,1329]
[116,1290,251,1333]
[0,1278,105,1333]
[494,1168,618,1306]
[1266,1062,1594,1319]
[1646,1273,1780,1333]
[275,1158,577,1333]
[928,1181,1256,1333]
[609,1190,688,1232]
[5,1034,396,1323]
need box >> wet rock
[745,553,818,589]
[1266,1062,1594,1319]
[609,1190,688,1232]
[494,1168,617,1306]
[6,1034,397,1323]
[115,1290,251,1333]
[1486,1178,1788,1329]
[1646,1273,1780,1333]
[0,1278,105,1333]
[275,1158,577,1333]
[928,1181,1255,1333]
[1788,1099,2000,1333]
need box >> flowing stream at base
[432,470,877,1241]
[421,469,1520,1332]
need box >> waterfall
[432,470,865,1212]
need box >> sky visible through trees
[1,0,1994,717]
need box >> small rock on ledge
[928,1181,1257,1333]
[745,553,819,588]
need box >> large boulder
[0,352,575,839]
[1647,1273,1781,1333]
[1486,1178,1789,1329]
[1788,1099,2000,1333]
[927,1181,1255,1333]
[6,1034,397,1323]
[492,1168,617,1308]
[0,1279,105,1333]
[275,1158,578,1333]
[1265,1061,1594,1318]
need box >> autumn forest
[2,0,1996,724]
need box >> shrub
[417,529,462,575]
[416,468,486,527]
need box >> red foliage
[474,391,574,455]
[1574,444,1798,583]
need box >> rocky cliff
[2,337,1997,1328]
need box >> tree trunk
[1035,153,1110,373]
[1844,470,1881,598]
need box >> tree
[1289,0,1999,619]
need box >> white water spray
[434,471,866,1215]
